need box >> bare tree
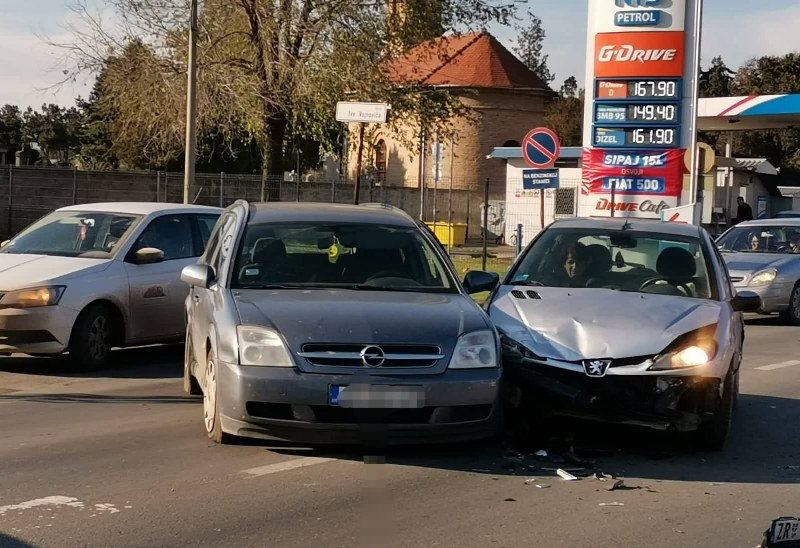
[48,0,518,177]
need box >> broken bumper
[504,358,723,431]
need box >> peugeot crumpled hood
[233,289,490,353]
[722,252,795,274]
[0,254,111,290]
[488,286,722,362]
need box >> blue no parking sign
[522,127,561,169]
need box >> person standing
[734,196,753,225]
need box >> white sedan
[0,202,221,366]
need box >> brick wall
[345,88,549,193]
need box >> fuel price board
[595,103,679,124]
[595,79,682,101]
[593,126,680,149]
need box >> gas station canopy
[698,94,800,131]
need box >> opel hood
[233,289,490,352]
[0,254,112,290]
[488,286,722,362]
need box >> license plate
[770,518,800,545]
[329,384,425,409]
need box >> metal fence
[0,166,506,247]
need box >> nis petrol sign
[594,32,684,78]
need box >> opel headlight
[0,286,66,308]
[236,326,294,367]
[749,269,777,287]
[448,330,498,369]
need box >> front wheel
[781,282,800,326]
[203,349,234,444]
[68,304,115,368]
[694,370,736,451]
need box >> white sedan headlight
[448,330,498,369]
[0,286,65,308]
[749,269,777,287]
[236,326,294,367]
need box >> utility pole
[183,0,198,204]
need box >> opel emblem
[360,345,386,367]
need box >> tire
[203,348,234,444]
[183,328,202,396]
[67,304,115,369]
[781,282,800,326]
[694,370,736,451]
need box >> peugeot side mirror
[133,247,165,265]
[463,270,499,295]
[181,264,215,289]
[732,290,761,313]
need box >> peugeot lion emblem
[360,345,386,367]
[584,359,612,378]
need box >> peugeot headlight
[448,330,498,369]
[236,326,294,367]
[0,286,65,308]
[649,325,718,371]
[749,269,777,287]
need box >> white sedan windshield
[1,211,141,258]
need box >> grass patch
[449,255,513,305]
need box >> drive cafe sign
[581,0,695,219]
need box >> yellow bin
[426,222,467,247]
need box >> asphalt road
[1,316,799,548]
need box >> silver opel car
[716,218,800,324]
[181,201,502,445]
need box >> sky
[2,0,800,110]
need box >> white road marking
[754,360,800,371]
[0,496,84,516]
[240,457,334,478]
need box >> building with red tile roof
[347,32,554,192]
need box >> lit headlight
[0,286,65,308]
[749,269,777,287]
[650,342,717,371]
[448,330,498,369]
[236,326,294,367]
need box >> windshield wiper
[349,284,425,292]
[237,284,310,289]
[512,280,545,287]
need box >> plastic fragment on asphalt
[535,484,551,489]
[504,498,516,502]
[534,450,548,457]
[544,467,584,472]
[524,478,537,485]
[598,502,625,507]
[556,469,578,481]
[593,472,614,481]
[606,479,626,491]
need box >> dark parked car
[181,201,502,445]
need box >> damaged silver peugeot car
[181,201,501,445]
[486,217,761,450]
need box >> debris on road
[593,472,615,481]
[598,502,625,507]
[535,484,551,489]
[556,469,579,481]
[534,450,548,457]
[524,478,538,485]
[605,479,626,492]
[504,498,516,502]
[544,467,584,472]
